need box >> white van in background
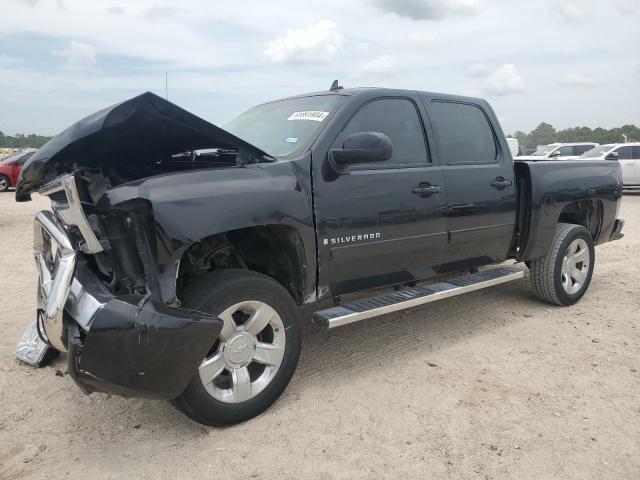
[516,142,599,160]
[580,143,640,188]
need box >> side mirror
[328,132,393,174]
[550,150,561,158]
[605,152,619,161]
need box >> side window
[555,146,574,156]
[617,146,633,160]
[573,145,592,155]
[429,101,497,164]
[342,98,428,166]
[633,146,640,160]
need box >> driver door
[313,96,448,296]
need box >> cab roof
[260,86,487,107]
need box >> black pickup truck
[15,85,624,426]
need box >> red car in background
[0,151,34,192]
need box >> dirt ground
[0,191,638,480]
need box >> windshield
[580,145,614,158]
[530,145,558,157]
[225,95,343,157]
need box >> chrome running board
[313,266,525,329]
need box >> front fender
[103,160,316,303]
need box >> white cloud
[474,64,525,96]
[145,5,182,21]
[106,6,125,15]
[559,72,596,87]
[549,0,594,21]
[357,55,398,74]
[55,40,96,68]
[469,63,490,77]
[409,31,436,47]
[263,20,343,64]
[371,0,480,20]
[615,0,639,14]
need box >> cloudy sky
[1,0,639,136]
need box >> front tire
[529,223,595,306]
[174,269,301,426]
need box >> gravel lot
[1,191,639,480]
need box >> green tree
[0,131,52,148]
[527,122,557,148]
[509,123,640,149]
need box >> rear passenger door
[424,99,516,269]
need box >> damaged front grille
[39,175,104,254]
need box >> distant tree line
[510,123,640,150]
[2,123,639,151]
[0,131,52,149]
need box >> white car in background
[516,142,599,160]
[580,143,640,188]
[506,137,520,157]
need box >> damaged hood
[16,92,271,201]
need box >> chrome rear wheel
[560,238,590,295]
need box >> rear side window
[555,146,574,156]
[342,98,428,167]
[429,101,497,164]
[617,146,633,160]
[633,146,640,160]
[573,145,593,155]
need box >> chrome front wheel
[199,300,286,403]
[176,269,301,426]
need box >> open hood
[16,92,271,201]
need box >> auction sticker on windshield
[287,111,329,122]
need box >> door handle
[490,177,513,188]
[412,184,441,197]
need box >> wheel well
[557,200,603,239]
[176,225,307,304]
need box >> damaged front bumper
[17,206,223,400]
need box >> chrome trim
[67,278,105,330]
[322,269,525,329]
[39,174,103,254]
[34,211,77,351]
[33,210,105,352]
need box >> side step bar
[312,266,525,329]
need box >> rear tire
[174,269,301,426]
[0,175,10,192]
[529,223,595,306]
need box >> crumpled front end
[17,174,223,400]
